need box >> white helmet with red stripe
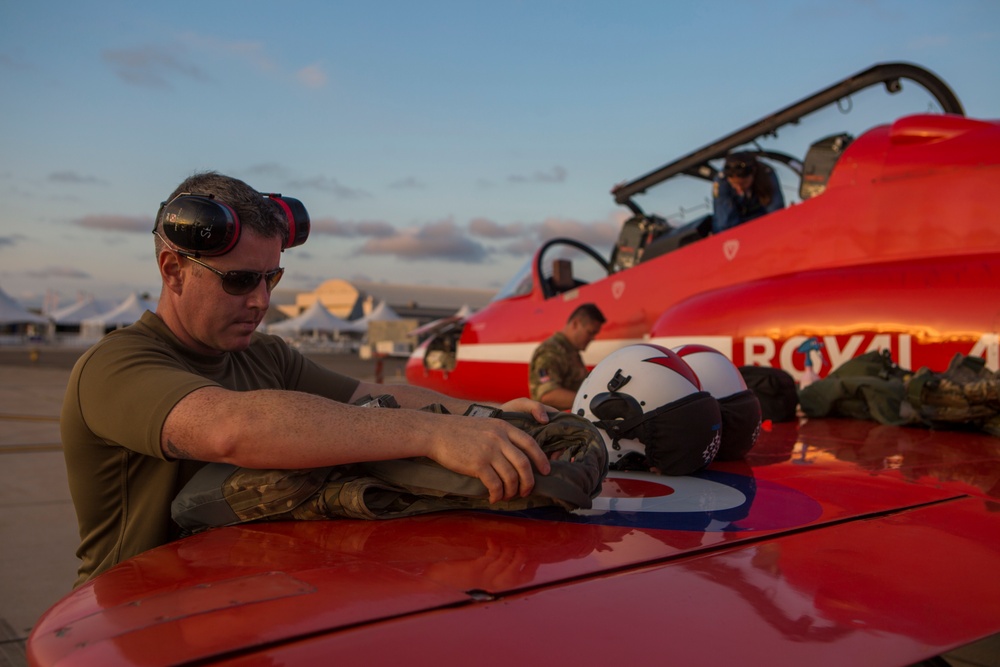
[672,344,762,460]
[572,343,721,475]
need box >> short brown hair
[568,303,606,325]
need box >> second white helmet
[673,344,762,460]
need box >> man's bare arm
[351,380,551,422]
[538,387,577,411]
[161,386,551,503]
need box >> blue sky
[1,0,998,309]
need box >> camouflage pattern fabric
[529,332,588,402]
[906,353,1000,436]
[798,351,1000,437]
[171,408,608,534]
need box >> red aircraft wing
[28,420,1000,666]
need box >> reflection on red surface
[602,476,676,498]
[796,418,1000,499]
[28,417,1000,667]
[772,501,1000,644]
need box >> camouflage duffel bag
[171,409,608,535]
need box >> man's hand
[499,397,552,423]
[426,413,551,504]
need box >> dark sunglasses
[724,161,756,178]
[185,255,284,296]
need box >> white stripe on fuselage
[454,336,736,365]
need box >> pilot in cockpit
[712,152,785,233]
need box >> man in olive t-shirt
[62,171,551,586]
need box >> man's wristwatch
[463,404,503,418]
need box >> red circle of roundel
[603,477,676,498]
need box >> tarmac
[0,345,408,667]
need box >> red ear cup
[266,194,310,249]
[156,194,240,257]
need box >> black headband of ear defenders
[154,192,310,257]
[592,391,722,476]
[715,389,762,461]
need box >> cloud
[508,165,567,184]
[181,32,328,90]
[73,214,150,233]
[468,217,525,239]
[496,236,543,257]
[242,163,290,179]
[309,217,396,238]
[25,266,91,279]
[0,235,22,247]
[48,171,108,185]
[286,175,370,199]
[0,53,35,73]
[535,216,621,248]
[388,177,426,190]
[103,34,329,91]
[296,64,328,89]
[178,32,277,74]
[322,213,621,265]
[906,34,951,50]
[102,46,211,89]
[360,219,488,262]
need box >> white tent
[0,286,49,327]
[267,300,366,337]
[80,292,156,337]
[50,296,116,326]
[359,300,401,324]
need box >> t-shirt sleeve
[249,332,360,402]
[285,352,360,403]
[74,337,217,460]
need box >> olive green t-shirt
[528,332,588,402]
[61,311,359,586]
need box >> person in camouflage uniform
[529,303,605,410]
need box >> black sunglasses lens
[220,269,283,295]
[222,272,261,295]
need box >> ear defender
[154,192,310,257]
[264,194,310,249]
[156,194,239,257]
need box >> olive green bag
[171,407,608,535]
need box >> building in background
[269,279,496,358]
[274,279,495,324]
